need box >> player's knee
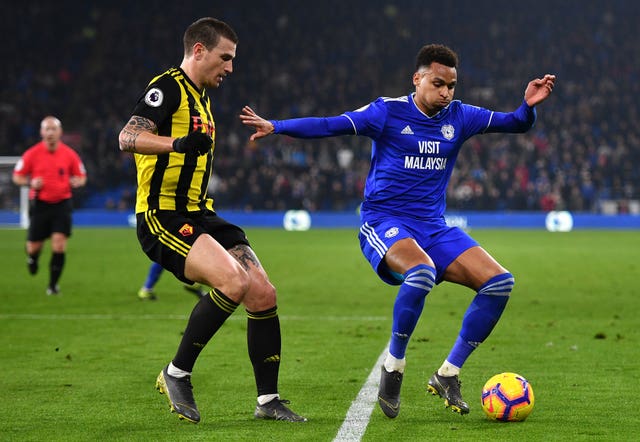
[50,235,67,252]
[403,263,436,294]
[229,268,252,298]
[259,280,277,305]
[244,279,277,311]
[478,272,514,296]
[212,264,251,301]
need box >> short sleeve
[130,74,181,128]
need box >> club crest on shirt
[144,88,164,107]
[441,124,455,140]
[384,227,399,238]
[178,223,194,237]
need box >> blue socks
[386,267,514,375]
[388,264,436,359]
[446,273,514,368]
[144,262,164,289]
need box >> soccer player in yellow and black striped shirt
[118,17,306,424]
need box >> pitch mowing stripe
[334,344,388,442]
[0,314,387,321]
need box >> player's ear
[412,71,422,87]
[192,42,206,60]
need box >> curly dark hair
[415,44,459,70]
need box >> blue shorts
[358,212,478,285]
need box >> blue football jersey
[343,94,495,219]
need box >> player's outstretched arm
[524,74,556,107]
[239,106,275,141]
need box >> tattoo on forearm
[229,245,261,270]
[120,128,139,153]
[120,116,157,153]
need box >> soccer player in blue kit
[240,44,555,418]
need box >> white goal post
[0,156,29,228]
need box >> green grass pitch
[0,227,638,441]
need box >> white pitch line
[333,344,388,442]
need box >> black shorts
[136,209,250,283]
[28,199,73,241]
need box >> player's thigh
[385,238,435,275]
[137,210,251,300]
[442,246,508,290]
[196,212,259,291]
[359,217,421,285]
[184,234,249,299]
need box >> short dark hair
[415,44,459,70]
[183,17,238,55]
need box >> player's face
[198,37,236,89]
[413,62,457,116]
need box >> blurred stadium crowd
[2,0,639,213]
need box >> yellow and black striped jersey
[130,67,216,213]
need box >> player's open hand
[240,106,274,141]
[524,74,556,107]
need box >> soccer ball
[481,372,535,421]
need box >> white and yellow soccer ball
[481,372,535,422]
